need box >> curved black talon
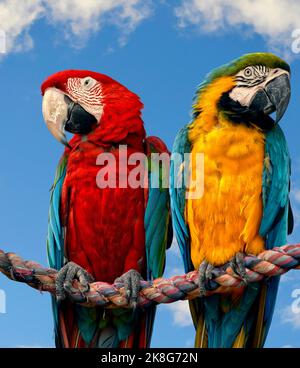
[198,260,215,297]
[56,261,94,302]
[229,252,249,283]
[114,269,144,308]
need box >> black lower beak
[64,95,97,134]
[249,74,291,124]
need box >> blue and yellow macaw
[170,53,293,348]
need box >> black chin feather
[218,92,275,131]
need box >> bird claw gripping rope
[0,244,299,309]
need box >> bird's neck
[67,108,146,151]
[189,76,235,142]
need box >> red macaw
[41,70,171,348]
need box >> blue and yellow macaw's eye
[235,65,270,87]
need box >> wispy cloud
[293,189,300,203]
[291,185,300,228]
[175,0,300,57]
[281,305,300,329]
[0,0,43,53]
[166,300,193,327]
[0,0,152,54]
[168,237,180,256]
[280,271,298,283]
[185,338,194,347]
[281,344,294,348]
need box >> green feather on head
[206,52,290,82]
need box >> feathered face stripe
[235,65,270,88]
[66,77,104,121]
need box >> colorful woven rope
[0,244,300,309]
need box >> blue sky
[0,0,300,348]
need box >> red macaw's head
[41,70,145,146]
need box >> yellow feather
[252,284,267,348]
[232,327,246,348]
[186,76,265,268]
[195,315,208,348]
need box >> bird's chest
[186,122,265,266]
[60,141,146,280]
[63,140,145,192]
[62,141,145,217]
[190,123,265,196]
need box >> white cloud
[281,305,300,328]
[0,0,152,54]
[164,265,185,279]
[168,237,181,258]
[291,186,300,228]
[185,338,194,347]
[0,0,44,53]
[294,189,300,203]
[45,0,152,47]
[166,300,193,327]
[175,0,300,56]
[280,272,297,283]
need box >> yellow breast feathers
[186,77,265,268]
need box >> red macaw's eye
[81,77,97,90]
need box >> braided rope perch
[0,244,300,309]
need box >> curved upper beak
[42,87,98,146]
[265,73,291,123]
[42,88,70,147]
[249,69,291,124]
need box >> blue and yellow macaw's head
[193,52,291,130]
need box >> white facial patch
[229,85,265,107]
[229,66,289,107]
[66,77,104,122]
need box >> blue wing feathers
[249,125,291,346]
[144,138,171,279]
[219,125,291,347]
[47,156,67,270]
[46,155,68,344]
[260,125,290,241]
[144,137,172,346]
[170,126,192,272]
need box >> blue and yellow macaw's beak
[228,66,291,125]
[248,69,290,124]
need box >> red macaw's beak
[42,87,98,146]
[42,88,70,147]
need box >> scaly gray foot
[229,252,249,283]
[198,260,215,297]
[114,269,143,308]
[56,261,94,302]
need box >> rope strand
[0,244,300,308]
